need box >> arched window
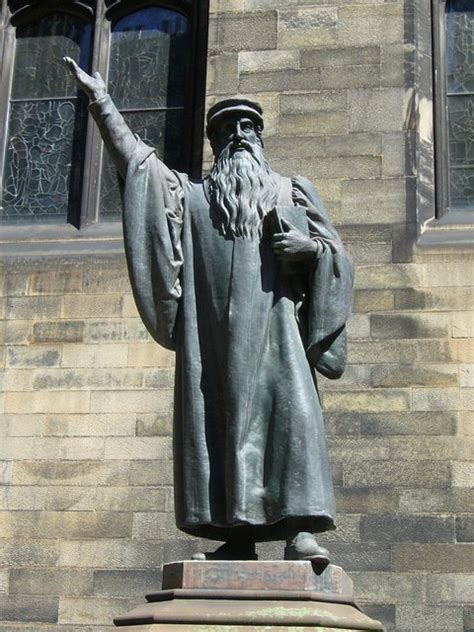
[444,0,474,213]
[1,10,92,223]
[101,6,191,217]
[0,0,209,241]
[434,0,474,220]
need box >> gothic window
[100,6,191,218]
[0,0,208,235]
[444,0,474,213]
[434,0,474,221]
[1,10,92,223]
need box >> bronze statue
[64,57,353,567]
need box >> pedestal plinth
[114,561,383,631]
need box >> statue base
[114,561,383,630]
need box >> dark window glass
[446,0,474,211]
[100,6,189,218]
[1,12,92,223]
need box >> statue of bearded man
[65,58,353,566]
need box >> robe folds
[123,141,354,542]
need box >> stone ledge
[114,597,382,629]
[113,562,383,630]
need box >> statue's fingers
[93,71,103,81]
[63,56,77,69]
[313,239,323,255]
[63,56,73,71]
[63,57,83,79]
[316,241,326,257]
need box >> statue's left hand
[273,219,324,261]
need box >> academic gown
[122,141,353,542]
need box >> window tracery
[0,0,208,232]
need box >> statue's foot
[284,532,330,570]
[192,540,257,561]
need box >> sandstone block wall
[0,1,473,630]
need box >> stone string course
[1,1,473,630]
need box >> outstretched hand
[63,57,107,101]
[272,218,325,261]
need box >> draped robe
[122,140,353,542]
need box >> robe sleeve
[122,140,186,350]
[89,94,141,179]
[292,176,354,379]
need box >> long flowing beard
[208,142,278,239]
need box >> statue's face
[212,115,260,158]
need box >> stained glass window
[446,0,474,211]
[1,12,92,223]
[100,7,190,218]
[0,1,207,233]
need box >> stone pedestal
[114,561,383,630]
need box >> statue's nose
[232,123,243,140]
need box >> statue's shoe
[192,541,257,561]
[284,532,330,570]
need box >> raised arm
[63,57,135,178]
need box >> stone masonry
[0,1,473,630]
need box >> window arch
[0,0,209,237]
